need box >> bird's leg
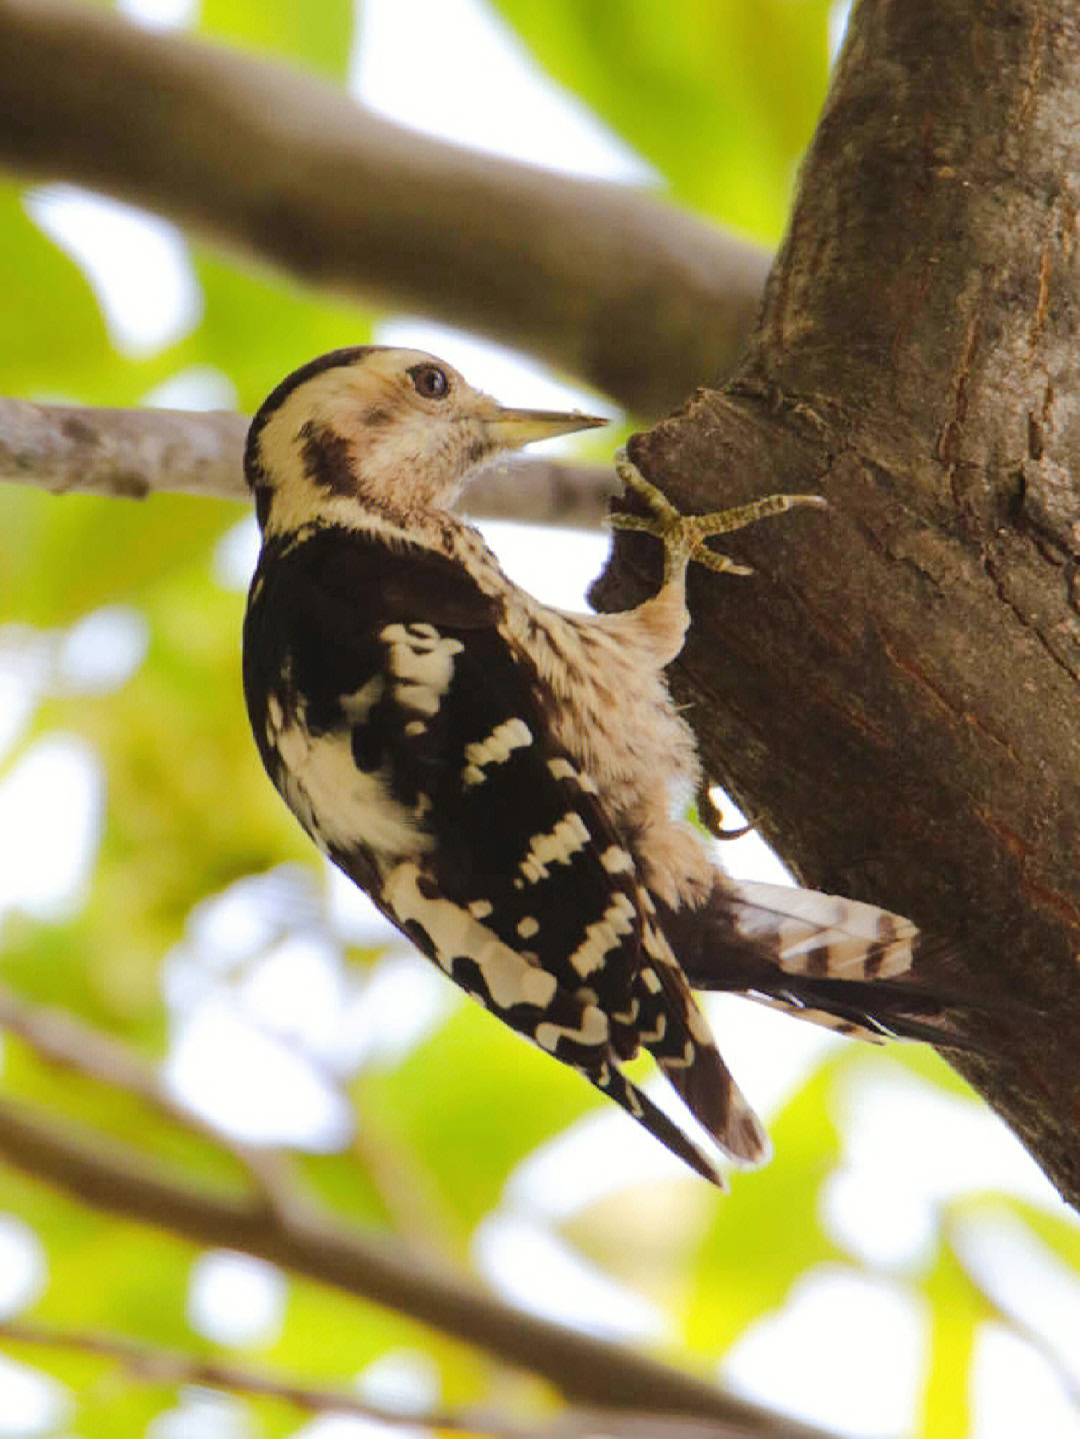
[609,450,827,586]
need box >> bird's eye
[408,364,450,400]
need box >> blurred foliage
[0,187,120,402]
[683,1063,845,1354]
[2,1,1080,1436]
[488,0,833,240]
[200,0,353,77]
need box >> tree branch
[0,1321,524,1436]
[0,982,304,1218]
[0,397,616,527]
[0,0,770,417]
[0,1095,827,1437]
[595,0,1080,1205]
[0,1321,796,1439]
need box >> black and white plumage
[242,346,962,1186]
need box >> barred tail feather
[660,879,974,1049]
[748,977,974,1047]
[729,881,918,981]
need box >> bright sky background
[3,0,1080,1435]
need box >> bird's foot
[609,451,827,581]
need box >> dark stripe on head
[243,346,385,490]
[299,421,355,497]
[253,483,272,529]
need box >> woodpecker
[242,346,964,1185]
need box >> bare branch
[0,1321,530,1436]
[0,1322,799,1438]
[0,398,248,503]
[0,397,616,528]
[0,982,302,1219]
[0,1096,828,1436]
[0,0,770,417]
[468,455,618,531]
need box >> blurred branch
[0,1094,829,1436]
[0,1321,528,1436]
[0,398,248,503]
[0,0,770,418]
[0,396,617,527]
[0,982,300,1218]
[0,1321,807,1439]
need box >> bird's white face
[246,346,604,535]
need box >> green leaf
[0,1034,252,1201]
[199,0,354,80]
[2,541,306,1032]
[0,1325,238,1439]
[1003,1197,1080,1273]
[682,1056,844,1355]
[357,1002,599,1233]
[0,1169,196,1345]
[1,488,240,628]
[918,1247,986,1439]
[0,185,114,399]
[293,1148,393,1234]
[1,180,198,407]
[488,0,832,239]
[884,1038,984,1101]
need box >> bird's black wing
[244,525,764,1179]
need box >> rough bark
[595,0,1080,1205]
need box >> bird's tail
[585,908,772,1182]
[659,878,975,1048]
[589,1055,767,1188]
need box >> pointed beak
[481,405,607,450]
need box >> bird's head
[244,346,606,535]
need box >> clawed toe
[608,450,826,581]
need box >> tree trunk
[594,0,1080,1206]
